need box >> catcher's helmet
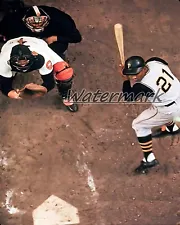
[9,44,34,72]
[123,56,145,75]
[22,6,50,33]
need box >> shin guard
[53,61,73,99]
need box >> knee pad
[53,61,73,81]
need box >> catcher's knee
[53,61,73,81]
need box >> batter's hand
[44,36,57,45]
[119,64,129,81]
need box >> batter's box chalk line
[76,154,99,202]
[0,150,8,167]
[2,189,26,215]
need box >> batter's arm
[122,80,154,101]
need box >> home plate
[32,195,80,225]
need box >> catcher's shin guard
[53,61,78,112]
[56,77,72,99]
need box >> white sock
[143,153,156,162]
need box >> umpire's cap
[123,56,145,75]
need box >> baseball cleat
[152,127,180,138]
[134,159,159,174]
[63,99,78,112]
[65,103,78,112]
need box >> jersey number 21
[156,69,174,93]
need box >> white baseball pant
[132,99,180,137]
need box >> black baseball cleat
[152,128,180,138]
[134,159,160,174]
[65,102,78,112]
[62,99,78,112]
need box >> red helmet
[22,6,50,33]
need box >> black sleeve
[57,21,82,44]
[0,14,8,36]
[41,72,55,92]
[0,11,22,40]
[122,80,155,101]
[46,6,82,43]
[0,12,14,36]
[0,76,14,96]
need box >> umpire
[0,4,82,60]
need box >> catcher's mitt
[18,83,47,99]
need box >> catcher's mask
[9,44,34,72]
[22,6,50,33]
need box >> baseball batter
[0,36,78,112]
[119,56,180,174]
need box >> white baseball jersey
[131,59,180,137]
[0,36,63,78]
[140,60,180,106]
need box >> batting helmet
[9,44,34,72]
[123,56,145,75]
[22,6,50,33]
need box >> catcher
[0,36,78,112]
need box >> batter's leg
[152,120,180,138]
[131,106,175,174]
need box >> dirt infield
[0,0,180,225]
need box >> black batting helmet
[123,56,145,75]
[22,6,50,33]
[9,44,34,72]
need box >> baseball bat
[114,23,125,65]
